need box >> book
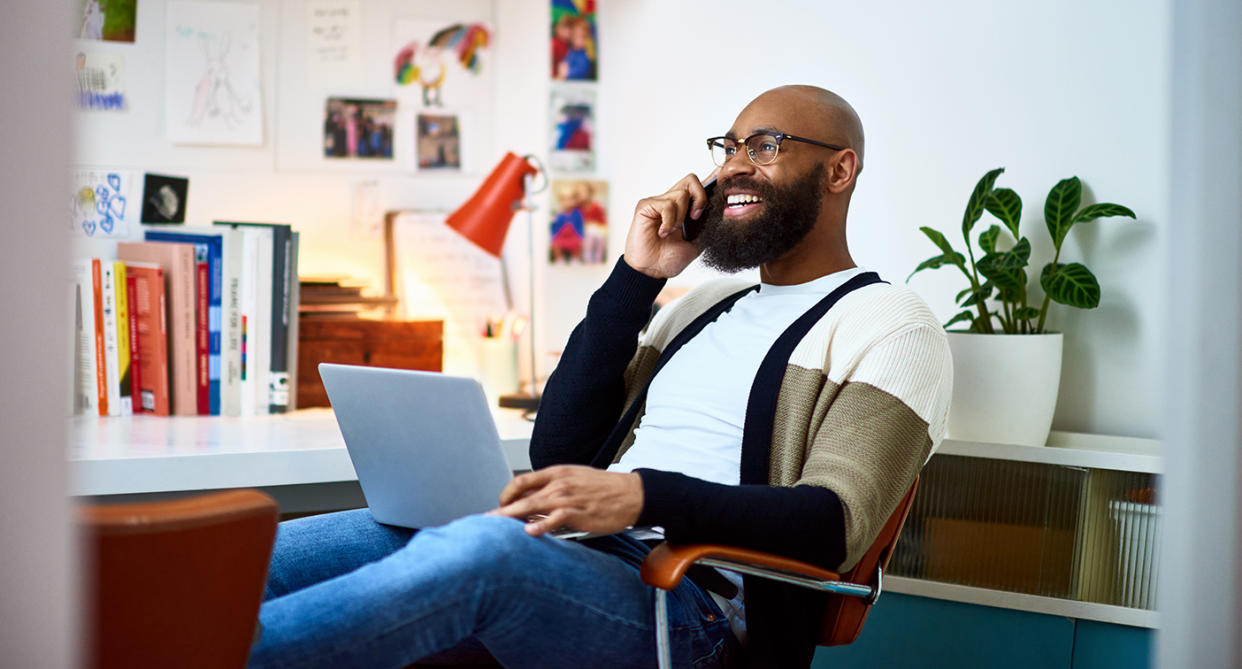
[91,259,108,415]
[125,273,142,413]
[71,259,100,415]
[144,229,225,415]
[215,221,293,414]
[118,242,197,416]
[112,261,133,415]
[100,261,122,416]
[285,232,300,411]
[126,262,170,416]
[231,226,271,416]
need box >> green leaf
[1040,262,1100,309]
[1014,306,1040,320]
[955,286,974,303]
[962,168,1006,240]
[906,252,967,282]
[985,188,1023,239]
[994,268,1028,302]
[1072,202,1136,224]
[976,237,1032,278]
[919,226,959,258]
[978,225,1001,254]
[960,282,994,307]
[944,310,975,329]
[1045,177,1083,250]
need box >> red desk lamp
[446,152,545,411]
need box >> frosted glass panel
[889,455,1160,609]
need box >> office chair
[416,480,918,668]
[641,479,920,669]
[80,489,279,669]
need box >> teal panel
[812,593,1074,669]
[1071,620,1153,669]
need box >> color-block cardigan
[530,258,953,668]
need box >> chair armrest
[640,542,846,592]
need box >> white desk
[70,408,534,512]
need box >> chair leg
[654,588,671,669]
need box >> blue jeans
[247,509,741,669]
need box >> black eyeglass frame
[705,131,848,166]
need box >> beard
[696,163,826,273]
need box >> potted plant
[908,167,1134,446]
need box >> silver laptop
[318,363,515,529]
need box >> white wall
[562,0,1170,439]
[1,0,77,665]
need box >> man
[248,85,952,669]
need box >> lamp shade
[446,152,538,258]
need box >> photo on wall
[549,179,608,265]
[549,86,594,173]
[323,97,396,159]
[416,113,461,169]
[77,0,137,42]
[140,173,190,224]
[550,0,596,81]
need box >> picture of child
[550,0,597,81]
[549,179,608,264]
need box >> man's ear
[826,150,860,194]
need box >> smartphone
[681,176,717,242]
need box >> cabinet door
[814,593,1074,669]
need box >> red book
[195,259,209,414]
[126,274,142,413]
[126,262,170,416]
[91,259,108,416]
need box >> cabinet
[296,319,443,409]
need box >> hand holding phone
[681,176,716,242]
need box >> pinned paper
[72,170,135,238]
[75,51,127,111]
[307,0,361,67]
[165,1,263,146]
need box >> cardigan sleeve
[528,257,665,469]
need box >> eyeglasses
[706,132,848,167]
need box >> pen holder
[477,337,519,407]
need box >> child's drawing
[393,22,490,108]
[165,1,262,145]
[72,170,134,238]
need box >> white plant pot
[945,332,1063,447]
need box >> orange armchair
[79,489,279,669]
[640,479,919,668]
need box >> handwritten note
[393,212,508,377]
[307,0,360,67]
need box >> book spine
[100,261,121,416]
[285,232,300,411]
[91,259,108,416]
[195,259,209,415]
[208,241,222,415]
[126,274,142,414]
[113,262,133,415]
[151,270,171,416]
[268,230,291,413]
[73,260,99,415]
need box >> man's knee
[405,514,540,583]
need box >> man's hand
[623,171,718,279]
[492,465,644,537]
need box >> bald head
[744,85,865,173]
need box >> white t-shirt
[608,266,867,642]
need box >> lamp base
[498,392,541,412]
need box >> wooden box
[297,319,443,409]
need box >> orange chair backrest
[80,489,278,669]
[817,477,919,646]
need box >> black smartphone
[681,176,717,242]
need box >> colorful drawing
[324,97,396,159]
[417,114,461,169]
[77,0,137,43]
[551,0,596,81]
[549,86,594,173]
[72,170,134,238]
[549,179,608,264]
[165,1,263,145]
[393,23,490,107]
